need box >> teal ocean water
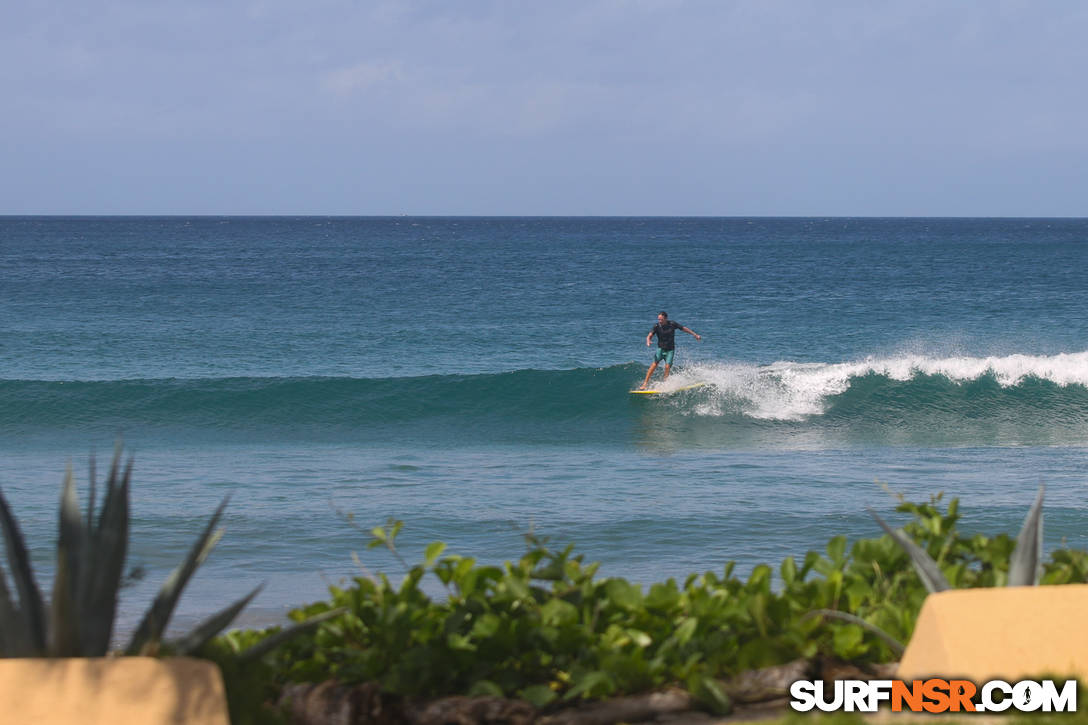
[2,216,1087,628]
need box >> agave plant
[809,485,1048,656]
[0,451,337,659]
[868,484,1046,592]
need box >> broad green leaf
[446,632,476,651]
[453,557,476,582]
[748,593,768,637]
[673,616,698,646]
[519,684,558,707]
[565,670,615,700]
[690,675,732,715]
[747,564,772,591]
[832,623,864,656]
[388,520,404,542]
[645,582,680,611]
[604,578,642,610]
[503,576,530,600]
[540,598,578,626]
[626,628,652,648]
[423,541,447,568]
[826,535,847,565]
[780,556,797,585]
[467,680,503,697]
[470,613,502,639]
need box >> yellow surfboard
[629,382,707,395]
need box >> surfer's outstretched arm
[645,331,654,346]
[681,326,702,341]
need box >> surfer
[639,311,701,390]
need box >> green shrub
[232,490,1087,708]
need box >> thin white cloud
[323,60,405,95]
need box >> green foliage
[871,485,1051,593]
[230,491,1087,708]
[202,631,291,725]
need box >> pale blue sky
[3,1,1086,215]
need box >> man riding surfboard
[639,311,701,390]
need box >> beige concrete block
[897,584,1088,681]
[0,656,230,725]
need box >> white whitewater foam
[673,351,1088,421]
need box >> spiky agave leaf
[868,508,951,594]
[0,488,47,655]
[79,454,131,655]
[238,607,348,662]
[0,559,36,656]
[126,496,229,655]
[87,454,97,530]
[806,609,905,656]
[49,466,84,655]
[170,584,264,656]
[1008,484,1045,587]
[5,452,266,660]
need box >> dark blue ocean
[2,216,1087,630]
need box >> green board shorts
[654,347,675,365]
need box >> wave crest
[3,353,1088,447]
[681,352,1088,421]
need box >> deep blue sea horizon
[2,216,1087,632]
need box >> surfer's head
[658,311,668,323]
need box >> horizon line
[3,214,1088,220]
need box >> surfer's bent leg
[641,361,658,389]
[642,347,671,389]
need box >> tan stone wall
[898,584,1088,681]
[0,656,229,725]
